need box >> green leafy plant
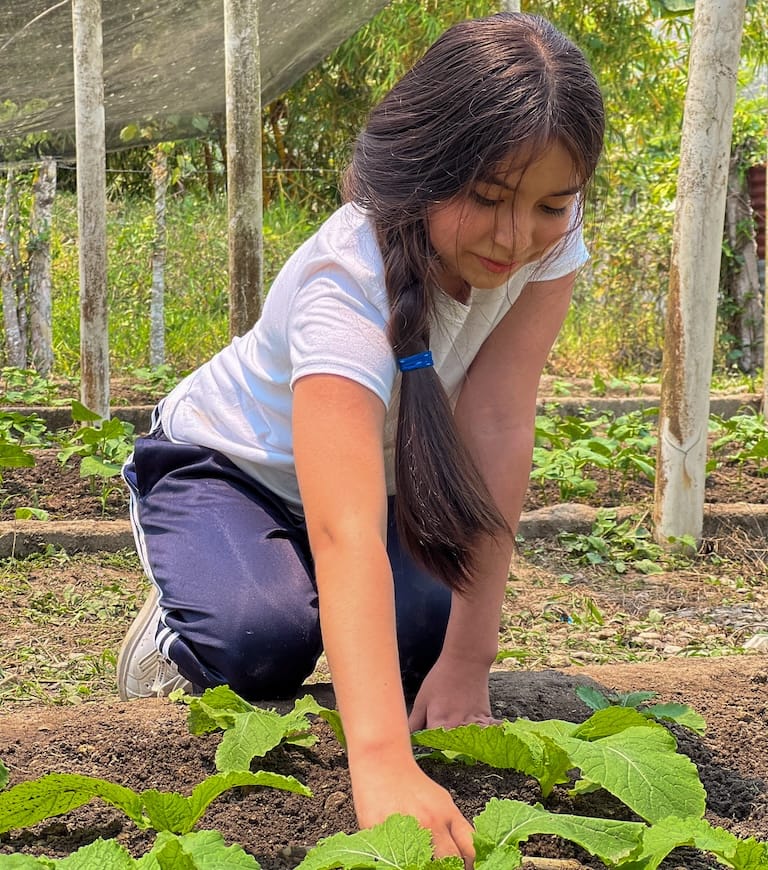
[178,687,345,771]
[0,770,308,838]
[709,412,768,478]
[576,685,707,735]
[0,368,66,407]
[0,829,261,868]
[55,402,135,511]
[3,689,767,869]
[129,364,182,398]
[558,510,670,575]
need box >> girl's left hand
[407,654,500,732]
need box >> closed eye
[541,204,569,216]
[470,190,501,207]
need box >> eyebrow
[486,176,581,197]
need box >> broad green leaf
[619,816,752,870]
[473,842,523,870]
[143,830,262,869]
[572,706,656,741]
[0,443,35,468]
[0,857,55,868]
[56,838,136,868]
[0,770,308,837]
[184,685,254,734]
[412,723,570,797]
[575,684,611,711]
[643,703,706,735]
[0,759,8,791]
[14,507,49,521]
[732,836,768,868]
[295,814,435,870]
[507,717,579,743]
[79,455,122,479]
[70,400,102,423]
[0,773,144,834]
[561,726,706,823]
[474,798,644,865]
[142,771,311,833]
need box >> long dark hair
[343,13,605,591]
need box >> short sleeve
[288,269,397,407]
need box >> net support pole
[653,0,745,548]
[72,0,109,418]
[224,0,264,337]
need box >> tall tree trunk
[1,170,27,369]
[73,0,110,418]
[28,157,57,377]
[721,152,762,374]
[653,0,746,549]
[150,146,168,369]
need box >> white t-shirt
[161,202,587,510]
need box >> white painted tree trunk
[29,157,57,377]
[653,0,746,548]
[72,0,109,418]
[224,0,264,337]
[149,147,168,368]
[0,170,26,369]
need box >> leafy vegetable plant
[0,769,308,838]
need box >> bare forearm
[314,541,412,759]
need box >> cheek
[429,205,464,254]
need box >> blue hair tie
[398,350,434,372]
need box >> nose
[493,208,531,256]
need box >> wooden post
[224,0,264,337]
[653,0,746,547]
[72,0,109,418]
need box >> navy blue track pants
[123,427,452,700]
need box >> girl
[118,12,604,865]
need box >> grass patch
[0,549,146,707]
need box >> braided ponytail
[381,228,508,590]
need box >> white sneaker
[117,586,194,700]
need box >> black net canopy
[0,0,389,160]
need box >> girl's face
[428,141,581,301]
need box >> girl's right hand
[349,750,475,868]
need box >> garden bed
[1,658,767,868]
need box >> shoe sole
[117,585,161,701]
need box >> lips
[476,254,518,275]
